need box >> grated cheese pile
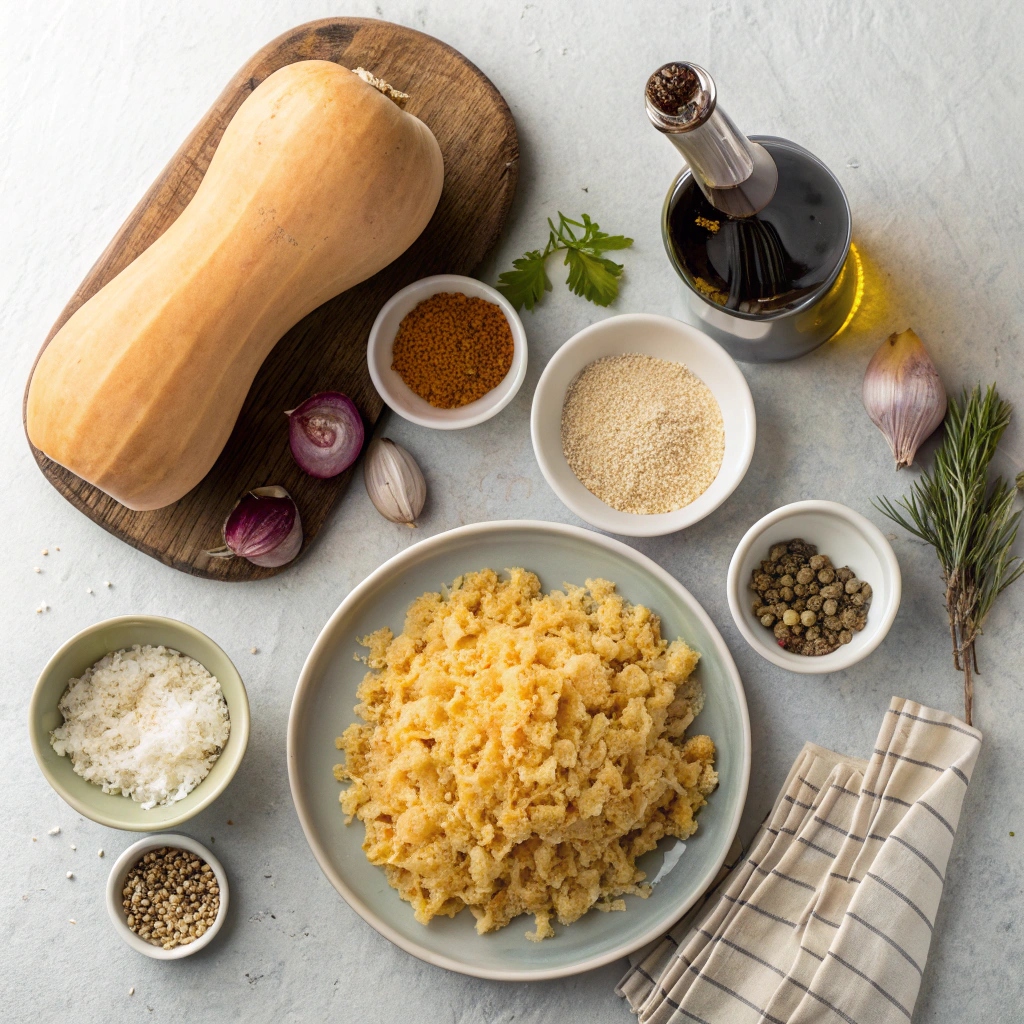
[335,569,717,941]
[51,645,230,809]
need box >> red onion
[210,486,303,567]
[286,392,364,479]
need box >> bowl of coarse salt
[29,615,249,832]
[531,313,756,537]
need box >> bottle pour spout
[646,62,778,217]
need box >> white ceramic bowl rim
[105,833,229,959]
[287,519,751,981]
[367,274,528,430]
[530,313,756,538]
[727,500,902,673]
[28,614,250,831]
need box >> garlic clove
[364,438,426,525]
[863,328,947,469]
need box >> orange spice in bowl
[391,292,514,408]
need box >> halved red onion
[218,486,303,567]
[286,391,365,479]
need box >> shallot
[286,392,364,478]
[863,328,947,469]
[209,486,303,567]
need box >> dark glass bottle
[666,138,850,315]
[647,62,854,359]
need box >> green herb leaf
[554,212,633,253]
[495,249,552,311]
[496,212,633,310]
[562,247,625,306]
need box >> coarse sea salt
[50,645,230,809]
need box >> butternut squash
[27,60,443,511]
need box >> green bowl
[288,521,750,980]
[29,615,250,832]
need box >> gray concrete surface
[2,1,1021,1020]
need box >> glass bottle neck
[646,63,778,218]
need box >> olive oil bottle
[647,63,856,361]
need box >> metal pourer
[645,62,778,218]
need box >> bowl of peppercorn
[727,500,901,674]
[367,274,528,429]
[106,833,229,959]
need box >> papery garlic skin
[863,329,947,469]
[364,439,426,524]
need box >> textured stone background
[2,1,1021,1020]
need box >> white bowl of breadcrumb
[531,314,755,537]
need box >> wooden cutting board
[24,18,518,581]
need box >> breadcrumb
[335,569,716,941]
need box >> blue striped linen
[617,697,981,1024]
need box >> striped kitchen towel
[617,696,982,1024]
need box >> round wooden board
[24,18,519,581]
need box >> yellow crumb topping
[334,568,717,941]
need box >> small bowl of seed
[106,833,228,959]
[727,500,902,674]
[367,274,528,429]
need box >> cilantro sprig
[496,213,633,311]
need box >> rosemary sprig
[875,385,1024,725]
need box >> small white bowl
[727,500,902,674]
[106,833,229,959]
[367,274,527,429]
[530,313,756,537]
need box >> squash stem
[352,68,409,109]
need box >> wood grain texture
[24,18,518,581]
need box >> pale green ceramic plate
[288,521,750,980]
[29,615,250,831]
